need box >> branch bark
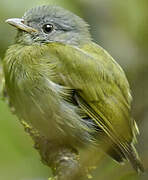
[21,121,92,180]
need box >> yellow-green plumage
[3,5,143,173]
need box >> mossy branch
[21,121,93,180]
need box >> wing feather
[47,43,144,172]
[46,43,138,149]
[47,42,134,145]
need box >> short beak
[5,18,38,33]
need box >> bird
[3,5,144,173]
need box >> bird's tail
[124,143,144,173]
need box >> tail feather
[125,144,144,173]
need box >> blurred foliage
[0,0,147,180]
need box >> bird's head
[6,5,91,46]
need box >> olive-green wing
[48,42,134,145]
[48,42,144,172]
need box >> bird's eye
[42,24,54,33]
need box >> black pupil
[43,24,53,33]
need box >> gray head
[6,5,91,46]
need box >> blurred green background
[0,0,148,180]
